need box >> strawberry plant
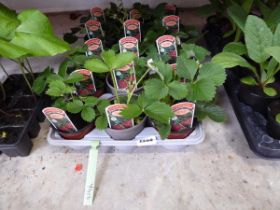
[43,71,110,128]
[213,15,280,97]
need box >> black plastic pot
[224,70,280,158]
[238,83,280,114]
[267,101,280,139]
[0,126,33,157]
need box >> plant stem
[0,82,6,101]
[25,58,35,80]
[0,62,9,77]
[127,67,151,104]
[234,28,241,42]
[0,108,12,117]
[17,59,34,96]
[110,71,120,103]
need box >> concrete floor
[1,11,280,210]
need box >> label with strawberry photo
[85,38,103,56]
[171,102,195,132]
[85,20,104,39]
[71,69,96,96]
[123,19,141,41]
[129,9,142,21]
[165,4,176,15]
[90,7,105,23]
[156,35,178,63]
[105,104,134,130]
[42,107,78,133]
[113,63,137,91]
[162,15,180,34]
[119,37,139,57]
[170,63,176,71]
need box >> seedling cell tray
[224,71,280,158]
[47,123,205,151]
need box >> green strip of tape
[83,141,100,206]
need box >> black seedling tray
[224,71,280,158]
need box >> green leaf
[53,98,67,110]
[64,72,84,83]
[97,100,110,114]
[46,74,63,84]
[120,104,142,119]
[187,79,216,101]
[145,102,173,123]
[256,0,271,19]
[223,42,247,55]
[0,3,19,39]
[227,3,247,32]
[198,62,226,86]
[11,33,70,57]
[176,56,198,80]
[144,78,168,100]
[212,52,255,70]
[32,75,46,95]
[240,76,257,85]
[95,115,108,130]
[181,43,210,61]
[263,87,277,96]
[154,61,173,83]
[84,96,99,107]
[46,80,67,97]
[276,113,280,124]
[273,24,280,46]
[84,58,109,73]
[265,46,280,63]
[101,50,116,69]
[137,93,156,109]
[241,0,254,13]
[168,81,188,100]
[244,15,273,63]
[196,102,227,122]
[66,99,84,114]
[112,52,135,69]
[156,122,171,140]
[81,106,96,122]
[58,60,69,77]
[0,39,28,58]
[265,5,280,30]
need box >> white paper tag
[137,136,157,146]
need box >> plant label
[119,37,139,57]
[105,104,134,130]
[113,63,137,91]
[123,19,141,42]
[162,15,180,34]
[129,9,142,21]
[71,69,97,96]
[90,7,105,23]
[165,4,176,15]
[171,102,195,132]
[42,107,78,133]
[85,38,103,56]
[156,35,178,63]
[137,136,157,146]
[85,20,104,39]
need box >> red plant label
[105,104,134,129]
[129,9,142,20]
[119,36,139,57]
[85,20,104,39]
[72,69,97,96]
[123,19,141,41]
[170,102,195,132]
[85,38,103,56]
[156,35,177,62]
[113,62,137,91]
[42,107,78,133]
[90,7,105,23]
[162,15,180,34]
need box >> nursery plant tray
[225,71,280,158]
[47,123,205,151]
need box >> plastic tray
[47,123,205,151]
[224,70,280,158]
